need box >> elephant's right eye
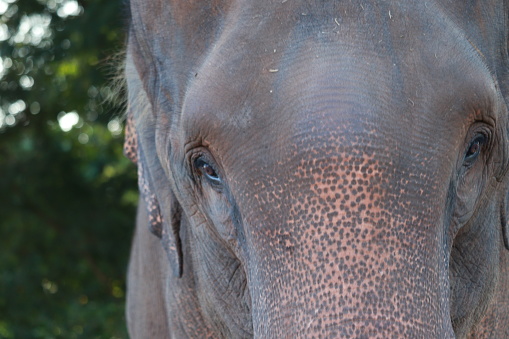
[194,157,222,186]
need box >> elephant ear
[503,30,509,251]
[501,188,509,251]
[125,0,236,277]
[500,8,509,251]
[124,114,183,277]
[124,114,138,165]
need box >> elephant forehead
[179,25,495,162]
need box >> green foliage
[0,0,136,337]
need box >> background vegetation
[0,0,137,337]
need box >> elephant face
[125,0,509,338]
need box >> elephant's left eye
[464,134,487,165]
[194,157,222,185]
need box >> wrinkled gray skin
[124,0,509,338]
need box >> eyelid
[189,150,224,188]
[196,158,220,180]
[463,129,490,167]
[464,136,483,159]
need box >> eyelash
[192,154,223,188]
[463,132,489,167]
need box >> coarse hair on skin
[102,0,132,122]
[104,45,153,139]
[123,50,154,123]
[102,48,128,120]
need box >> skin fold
[124,0,509,337]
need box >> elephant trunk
[242,139,456,338]
[248,211,455,338]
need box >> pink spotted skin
[124,1,509,338]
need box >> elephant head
[124,0,509,337]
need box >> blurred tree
[0,0,137,337]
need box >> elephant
[123,0,509,337]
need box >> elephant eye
[464,134,486,165]
[194,157,222,185]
